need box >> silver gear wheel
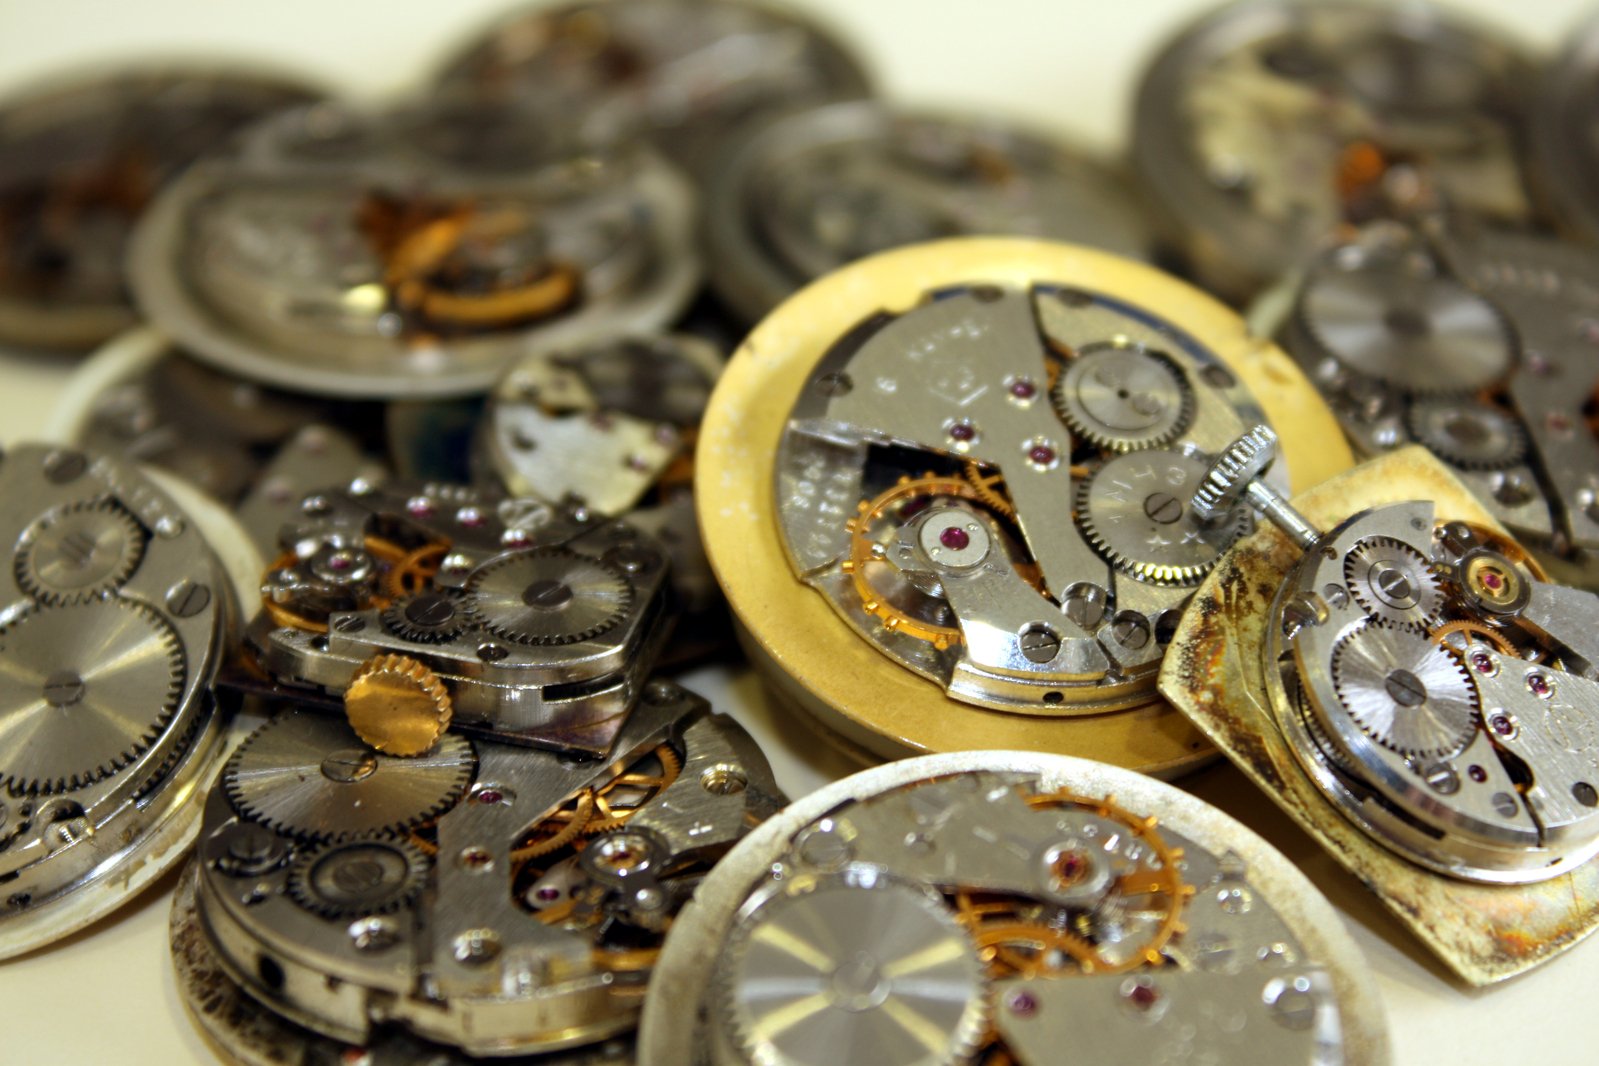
[1298,266,1513,394]
[466,548,633,645]
[714,873,988,1066]
[381,590,470,644]
[1404,398,1527,470]
[1078,450,1249,586]
[1191,425,1278,522]
[0,600,184,795]
[285,836,431,919]
[1330,621,1479,760]
[14,500,145,605]
[1051,345,1194,452]
[222,711,475,842]
[1344,536,1445,629]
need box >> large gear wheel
[14,500,145,605]
[0,600,184,795]
[843,475,999,650]
[1344,536,1445,629]
[1078,450,1248,586]
[380,590,471,644]
[285,836,431,919]
[1051,345,1194,451]
[1298,266,1514,394]
[1405,398,1527,470]
[466,548,633,646]
[222,711,475,842]
[714,873,989,1066]
[1330,621,1479,760]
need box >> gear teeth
[1191,425,1277,523]
[1077,451,1248,587]
[381,590,470,644]
[1404,398,1528,471]
[345,653,453,756]
[1329,620,1479,760]
[465,548,633,646]
[0,599,186,796]
[14,499,146,606]
[1051,346,1195,453]
[1344,536,1446,629]
[285,836,431,920]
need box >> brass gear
[14,499,145,605]
[510,743,682,865]
[1431,618,1517,658]
[843,475,997,650]
[962,462,1016,519]
[954,789,1192,978]
[344,654,453,757]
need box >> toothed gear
[1344,536,1445,629]
[961,461,1015,519]
[0,796,33,850]
[1330,621,1479,760]
[381,590,470,644]
[714,873,988,1066]
[1191,425,1278,522]
[0,600,184,795]
[1052,345,1194,451]
[1298,266,1514,394]
[222,711,475,842]
[286,836,431,919]
[14,500,145,605]
[1404,398,1527,470]
[1078,450,1249,586]
[466,548,633,645]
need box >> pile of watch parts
[5,1,1599,1064]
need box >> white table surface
[2,1,1597,1063]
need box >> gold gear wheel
[1431,618,1517,657]
[844,474,1024,651]
[962,461,1016,519]
[954,789,1192,978]
[344,653,453,756]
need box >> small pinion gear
[222,711,475,842]
[466,548,633,645]
[381,590,471,644]
[0,600,185,795]
[14,499,146,605]
[286,836,431,920]
[1051,345,1194,452]
[344,654,453,757]
[1404,398,1528,470]
[1330,621,1479,760]
[1344,536,1445,629]
[1190,425,1278,523]
[1077,450,1248,586]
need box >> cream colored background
[1,1,1596,1062]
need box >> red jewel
[1010,379,1037,399]
[949,423,975,442]
[940,527,970,550]
[1029,445,1056,466]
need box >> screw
[1383,669,1427,707]
[42,671,85,707]
[1018,624,1062,663]
[42,450,87,483]
[1144,492,1183,524]
[404,594,456,627]
[1111,615,1151,650]
[166,580,211,619]
[604,545,657,573]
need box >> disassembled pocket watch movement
[639,751,1389,1066]
[0,442,236,958]
[0,66,321,352]
[247,478,672,756]
[432,0,873,182]
[179,683,781,1060]
[1163,436,1599,982]
[704,100,1154,323]
[128,100,698,398]
[701,237,1351,771]
[1273,222,1599,586]
[1134,0,1536,300]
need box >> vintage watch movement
[178,682,780,1059]
[1273,221,1599,587]
[700,236,1351,771]
[704,100,1154,323]
[128,100,698,398]
[246,477,672,757]
[638,751,1389,1066]
[0,442,237,957]
[1133,0,1536,300]
[1162,435,1599,983]
[0,65,320,352]
[432,0,872,182]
